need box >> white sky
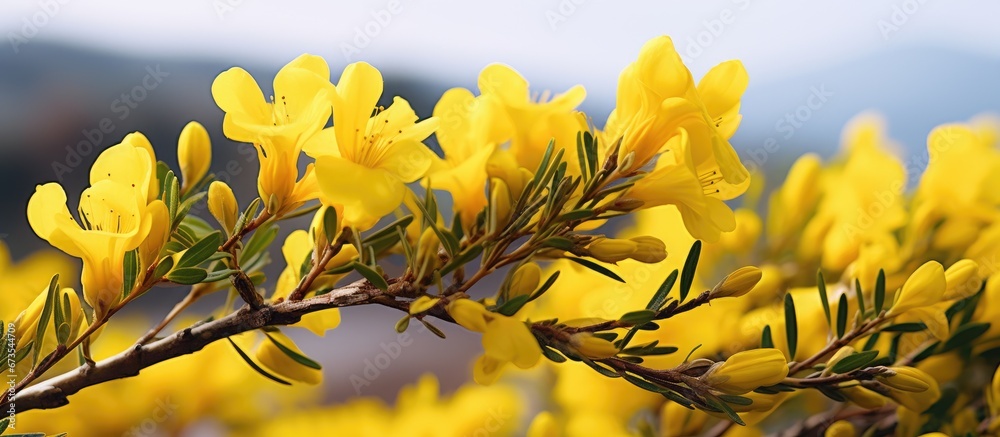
[2,0,998,100]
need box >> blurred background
[1,0,999,425]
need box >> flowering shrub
[3,35,1000,436]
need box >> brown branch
[9,277,380,413]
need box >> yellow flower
[177,120,212,194]
[269,226,355,336]
[428,88,513,226]
[308,62,438,230]
[605,35,749,191]
[208,181,239,234]
[660,401,709,436]
[212,54,330,217]
[28,136,164,317]
[508,262,542,300]
[824,420,856,437]
[703,348,789,394]
[943,259,980,300]
[445,298,541,384]
[625,130,739,241]
[255,330,322,385]
[527,411,560,437]
[887,261,946,317]
[840,386,887,409]
[478,63,587,175]
[409,296,440,315]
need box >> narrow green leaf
[620,310,656,326]
[364,215,414,244]
[152,256,175,279]
[818,271,832,328]
[322,206,339,243]
[542,346,567,363]
[706,397,746,426]
[784,293,798,359]
[353,262,388,291]
[33,274,59,365]
[166,267,208,285]
[862,332,881,351]
[683,344,702,363]
[874,269,886,315]
[679,241,702,302]
[420,319,447,339]
[940,322,991,353]
[496,294,531,317]
[542,236,575,250]
[558,209,594,222]
[836,293,849,338]
[830,350,879,374]
[121,248,140,298]
[761,325,774,348]
[647,270,678,311]
[178,231,223,268]
[566,257,625,283]
[528,271,560,302]
[854,278,866,317]
[718,394,753,406]
[439,245,483,277]
[394,316,410,333]
[203,269,239,283]
[226,338,290,385]
[242,222,278,263]
[264,333,322,370]
[881,323,926,333]
[233,197,261,235]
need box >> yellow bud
[446,299,491,333]
[840,386,886,409]
[710,266,763,299]
[587,237,637,263]
[877,366,932,392]
[177,121,211,193]
[943,259,981,300]
[703,348,789,394]
[409,296,440,315]
[489,178,512,232]
[824,420,856,437]
[526,412,559,437]
[208,181,238,234]
[415,228,441,278]
[568,332,619,359]
[661,401,708,436]
[255,331,322,385]
[628,236,666,263]
[508,263,541,299]
[887,261,946,317]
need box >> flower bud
[628,236,666,263]
[446,299,491,333]
[943,259,980,300]
[702,348,789,395]
[409,296,441,315]
[177,121,211,193]
[508,263,541,300]
[877,366,932,393]
[13,287,84,351]
[886,369,941,412]
[587,237,637,263]
[824,420,856,437]
[488,178,512,232]
[823,346,856,375]
[887,261,945,317]
[415,228,441,278]
[840,385,886,409]
[709,266,763,299]
[568,332,619,359]
[208,181,238,234]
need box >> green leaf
[152,256,175,279]
[646,270,678,311]
[353,262,388,291]
[679,240,701,302]
[225,337,290,385]
[862,332,881,351]
[854,278,866,317]
[440,245,483,277]
[203,269,239,283]
[394,316,410,333]
[874,269,886,315]
[0,417,8,434]
[175,190,207,221]
[33,274,59,366]
[836,293,848,338]
[542,346,567,363]
[233,197,261,235]
[528,271,560,302]
[121,248,140,298]
[166,267,208,285]
[761,325,774,348]
[420,319,447,339]
[784,293,798,359]
[558,209,594,222]
[718,394,753,406]
[178,231,223,268]
[496,294,531,317]
[940,322,991,353]
[705,397,746,426]
[364,215,414,244]
[620,310,656,326]
[566,257,625,283]
[322,206,339,243]
[241,222,278,263]
[818,271,832,328]
[263,333,322,370]
[830,350,879,374]
[881,323,926,333]
[542,236,575,250]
